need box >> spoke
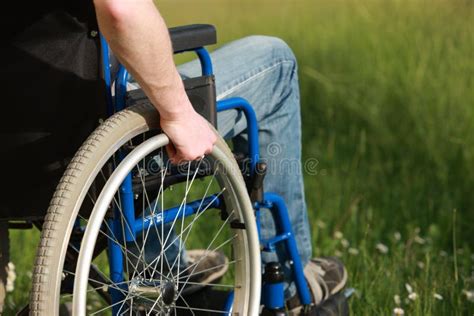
[160,149,167,286]
[89,295,133,316]
[93,163,169,284]
[177,208,234,282]
[167,189,225,257]
[176,294,195,316]
[98,170,145,262]
[61,279,131,298]
[176,220,237,298]
[139,188,225,280]
[87,191,96,205]
[116,290,132,316]
[82,283,163,316]
[176,280,239,289]
[178,259,240,280]
[63,270,130,298]
[133,159,173,281]
[168,165,218,277]
[173,304,230,314]
[77,214,163,279]
[141,156,147,285]
[145,292,163,316]
[115,170,131,281]
[176,232,236,287]
[175,162,193,285]
[163,159,203,275]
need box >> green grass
[4,0,474,314]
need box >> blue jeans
[134,36,312,298]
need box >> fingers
[160,112,217,164]
[173,146,214,164]
[165,143,177,164]
[168,142,215,164]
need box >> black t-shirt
[0,2,107,219]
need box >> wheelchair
[3,25,350,315]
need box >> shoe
[287,257,348,314]
[179,249,229,295]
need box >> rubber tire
[30,102,260,315]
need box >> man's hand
[160,107,217,163]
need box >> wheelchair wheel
[30,102,261,315]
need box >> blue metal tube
[107,219,125,315]
[195,47,213,76]
[263,192,312,305]
[114,65,129,112]
[100,35,114,116]
[261,232,291,252]
[133,195,221,234]
[223,291,234,315]
[120,173,136,242]
[217,98,260,174]
[255,208,262,240]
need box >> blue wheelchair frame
[100,36,312,314]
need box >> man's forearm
[94,0,192,120]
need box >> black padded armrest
[169,24,217,53]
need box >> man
[0,0,347,313]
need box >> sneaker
[287,257,348,314]
[180,249,229,295]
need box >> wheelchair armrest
[169,24,217,53]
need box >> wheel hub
[129,277,178,312]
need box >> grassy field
[4,0,474,315]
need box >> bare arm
[94,0,216,162]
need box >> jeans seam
[217,59,295,100]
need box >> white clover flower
[394,231,401,241]
[439,250,448,257]
[341,238,350,248]
[376,243,389,254]
[316,220,327,229]
[414,235,426,245]
[394,294,401,305]
[348,247,359,256]
[417,261,425,269]
[433,293,443,300]
[334,250,343,257]
[408,292,418,301]
[6,261,16,293]
[334,231,344,239]
[393,307,405,315]
[405,283,413,293]
[464,289,474,302]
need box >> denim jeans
[133,36,312,298]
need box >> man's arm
[93,0,216,162]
